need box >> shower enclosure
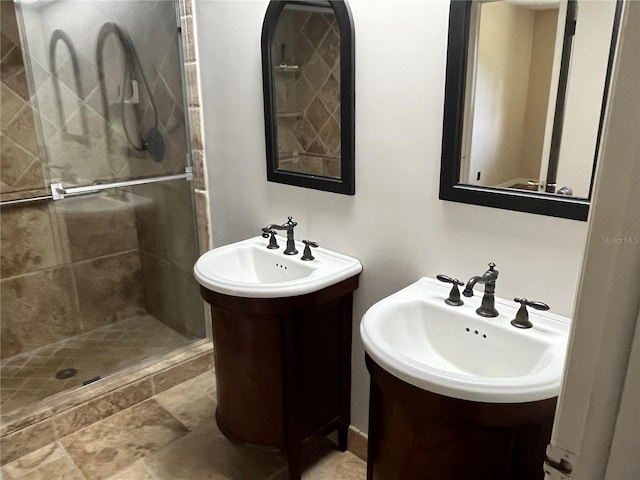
[0,0,205,415]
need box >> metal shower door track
[0,169,193,207]
[50,169,193,200]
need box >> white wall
[521,8,557,180]
[195,0,588,432]
[555,0,618,198]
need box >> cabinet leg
[287,445,302,480]
[338,423,349,452]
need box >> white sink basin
[360,277,570,403]
[194,236,362,298]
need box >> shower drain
[55,368,78,380]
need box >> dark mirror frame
[439,0,622,221]
[261,0,355,195]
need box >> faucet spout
[462,275,483,296]
[462,263,499,317]
[261,217,298,255]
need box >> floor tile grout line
[1,314,186,365]
[140,458,163,480]
[58,397,194,480]
[1,314,192,414]
[151,394,194,433]
[0,247,142,283]
[266,465,290,480]
[3,373,367,479]
[57,439,91,480]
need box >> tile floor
[0,316,191,413]
[0,371,367,479]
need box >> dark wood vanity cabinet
[200,275,359,480]
[366,355,557,480]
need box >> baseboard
[348,425,368,461]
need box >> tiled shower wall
[274,9,341,177]
[0,3,45,201]
[180,0,211,255]
[1,4,144,358]
[0,0,210,358]
[133,0,211,339]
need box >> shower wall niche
[0,0,204,414]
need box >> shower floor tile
[0,315,191,414]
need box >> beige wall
[195,0,590,432]
[520,8,558,181]
[468,2,533,186]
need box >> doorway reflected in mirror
[440,0,623,220]
[460,0,617,199]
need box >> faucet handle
[262,229,279,249]
[510,298,550,329]
[515,298,550,311]
[301,240,319,261]
[436,274,463,285]
[436,274,465,306]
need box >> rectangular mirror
[440,0,622,220]
[261,0,355,195]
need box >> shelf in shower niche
[276,112,302,119]
[274,65,299,73]
[278,156,301,163]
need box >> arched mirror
[440,0,622,220]
[261,0,355,195]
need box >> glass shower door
[0,0,204,413]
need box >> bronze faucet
[462,263,499,317]
[261,217,298,255]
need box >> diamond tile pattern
[274,9,341,178]
[0,0,190,194]
[1,28,45,197]
[0,315,190,414]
